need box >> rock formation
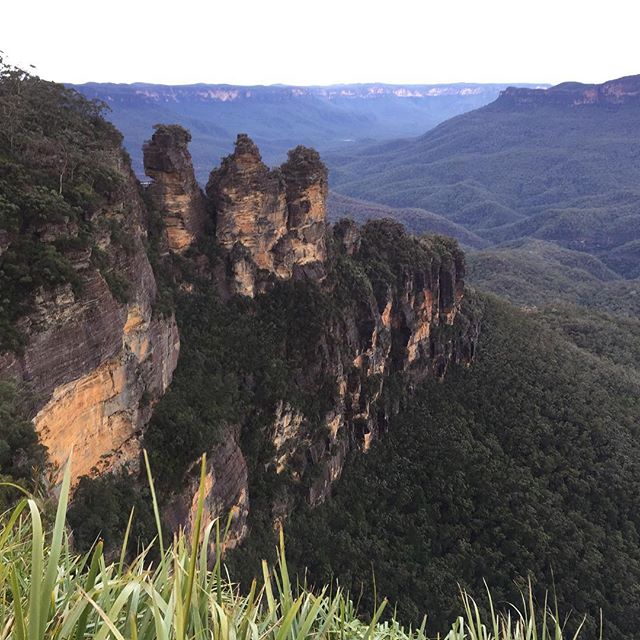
[1,106,477,553]
[266,220,475,508]
[207,134,327,296]
[0,149,180,485]
[143,125,208,254]
[141,132,477,544]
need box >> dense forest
[0,58,136,352]
[271,296,640,639]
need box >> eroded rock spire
[143,125,208,253]
[206,134,328,296]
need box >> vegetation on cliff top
[0,59,132,351]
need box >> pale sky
[1,0,638,86]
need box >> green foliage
[0,458,583,639]
[0,59,127,350]
[0,380,46,510]
[141,194,176,317]
[538,303,640,371]
[145,278,340,492]
[466,238,640,317]
[281,295,640,639]
[329,97,640,277]
[67,471,157,557]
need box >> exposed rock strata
[0,151,180,485]
[143,131,478,544]
[143,125,208,254]
[206,134,327,296]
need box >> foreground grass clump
[0,457,584,640]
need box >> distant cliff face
[75,83,522,104]
[498,74,640,107]
[206,134,327,297]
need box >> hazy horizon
[68,80,550,88]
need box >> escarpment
[0,147,180,486]
[498,74,640,108]
[1,78,478,557]
[141,131,478,549]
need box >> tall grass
[0,455,585,640]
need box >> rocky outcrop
[0,151,180,485]
[143,125,208,254]
[2,110,477,555]
[262,220,475,512]
[164,426,249,555]
[207,134,327,297]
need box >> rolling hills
[327,192,487,249]
[328,75,640,278]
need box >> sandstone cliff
[206,134,327,297]
[498,74,640,108]
[150,133,478,548]
[0,146,180,486]
[267,218,474,510]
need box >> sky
[1,0,638,86]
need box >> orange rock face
[207,135,328,296]
[34,313,179,485]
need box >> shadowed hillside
[329,75,640,277]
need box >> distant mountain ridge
[69,81,546,181]
[76,82,532,102]
[328,73,640,278]
[497,74,640,107]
